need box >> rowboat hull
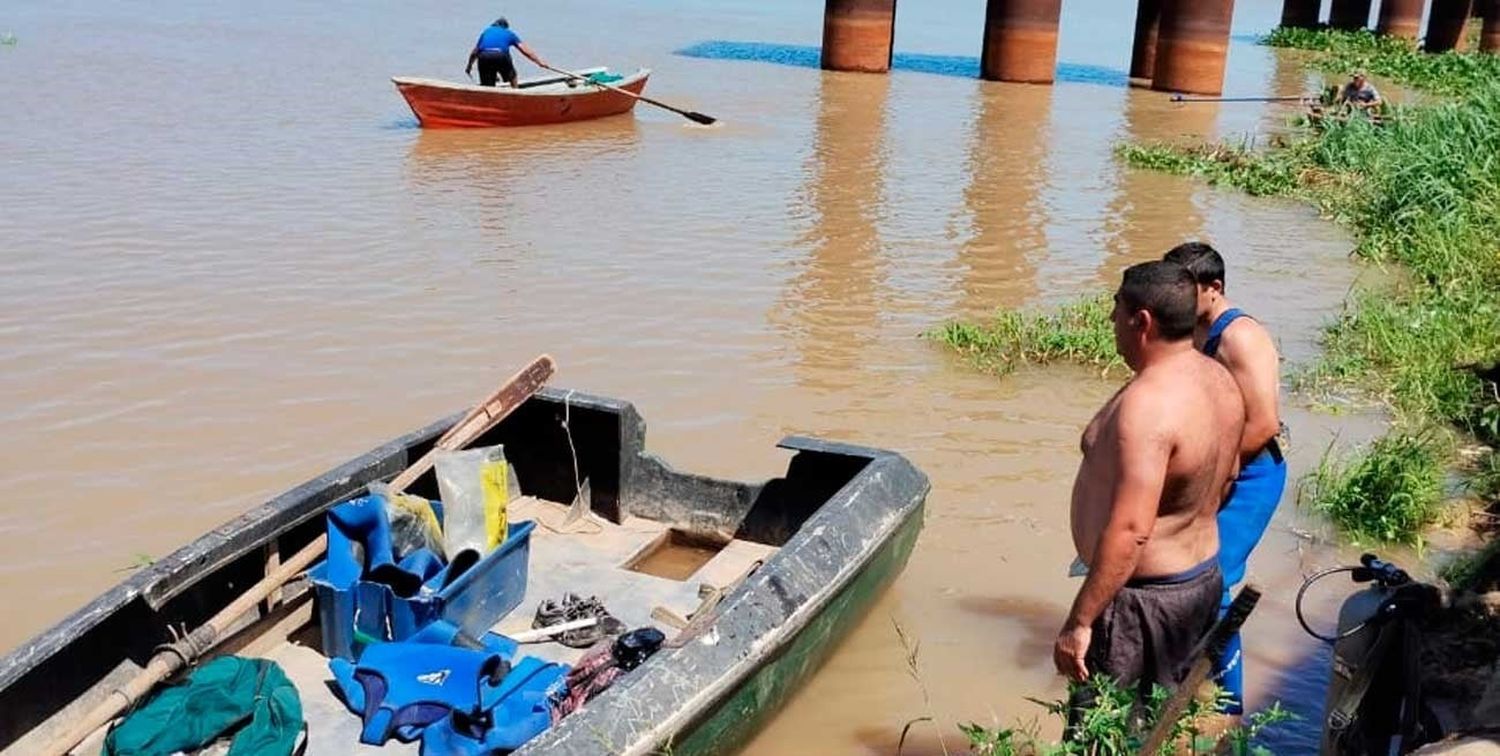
[0,389,928,755]
[393,68,650,128]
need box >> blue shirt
[475,26,521,52]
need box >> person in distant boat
[1058,261,1244,715]
[1163,242,1287,717]
[1339,71,1382,111]
[465,17,548,88]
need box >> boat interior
[2,390,876,754]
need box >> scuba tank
[1303,555,1442,755]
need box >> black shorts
[477,49,517,87]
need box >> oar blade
[685,111,717,126]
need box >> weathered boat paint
[0,389,930,755]
[393,69,649,128]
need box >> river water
[1,0,1399,751]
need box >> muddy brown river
[0,0,1411,751]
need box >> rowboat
[393,67,651,128]
[0,388,928,754]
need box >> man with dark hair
[465,17,548,88]
[1162,241,1287,715]
[1057,261,1246,710]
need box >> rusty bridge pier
[1151,0,1235,96]
[1129,0,1162,82]
[1280,0,1322,28]
[821,0,897,72]
[1426,0,1473,51]
[1330,0,1374,29]
[980,0,1064,83]
[1481,0,1500,51]
[1377,0,1427,38]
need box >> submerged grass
[1118,29,1500,544]
[928,295,1123,377]
[1298,432,1446,547]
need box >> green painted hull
[665,501,926,755]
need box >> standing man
[1057,262,1245,710]
[465,17,548,88]
[1163,242,1288,715]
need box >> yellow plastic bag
[479,454,510,550]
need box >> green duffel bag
[103,656,304,756]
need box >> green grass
[958,676,1294,756]
[928,294,1123,377]
[1299,432,1446,546]
[1118,32,1500,544]
[1263,26,1500,97]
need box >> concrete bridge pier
[1330,0,1374,29]
[821,0,897,73]
[1377,0,1427,38]
[1484,0,1500,51]
[980,0,1064,83]
[1129,0,1161,82]
[1151,0,1235,95]
[1426,0,1474,51]
[1280,0,1322,28]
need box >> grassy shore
[1117,28,1500,545]
[935,29,1500,545]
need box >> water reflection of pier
[773,72,892,380]
[951,82,1054,319]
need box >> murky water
[0,0,1400,750]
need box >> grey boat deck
[89,496,777,755]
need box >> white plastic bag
[434,444,520,558]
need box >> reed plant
[928,295,1123,377]
[1263,27,1500,97]
[958,676,1294,755]
[1298,432,1447,546]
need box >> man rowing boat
[1058,261,1245,712]
[1164,242,1288,715]
[465,17,548,88]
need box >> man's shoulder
[1219,314,1277,357]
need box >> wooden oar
[538,63,716,126]
[1137,583,1262,756]
[45,355,556,755]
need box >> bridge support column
[1330,0,1374,29]
[1151,0,1235,96]
[821,0,897,73]
[1129,0,1161,82]
[1280,0,1321,28]
[980,0,1064,83]
[1377,0,1426,38]
[1483,0,1500,52]
[1426,0,1473,51]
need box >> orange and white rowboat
[393,66,650,128]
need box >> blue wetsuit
[1204,308,1288,714]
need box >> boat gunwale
[522,443,930,755]
[392,67,650,98]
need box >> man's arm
[1055,394,1170,680]
[1217,323,1280,462]
[515,41,547,69]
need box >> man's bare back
[1071,349,1244,577]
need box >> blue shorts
[1211,443,1287,714]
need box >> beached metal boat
[0,388,928,755]
[393,67,650,128]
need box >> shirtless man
[1163,242,1287,714]
[1056,261,1245,708]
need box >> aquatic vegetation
[1299,432,1446,546]
[1120,33,1500,543]
[957,676,1294,755]
[927,295,1123,377]
[1263,26,1500,96]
